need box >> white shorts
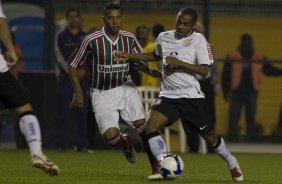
[90,80,145,135]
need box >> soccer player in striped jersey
[68,2,161,178]
[115,8,243,181]
[0,1,59,176]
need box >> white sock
[214,137,236,169]
[148,134,167,161]
[19,114,43,156]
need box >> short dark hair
[241,33,253,43]
[152,24,165,38]
[179,8,197,23]
[103,2,123,15]
[65,8,80,18]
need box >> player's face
[103,9,122,35]
[67,11,81,29]
[175,12,195,39]
[137,28,149,40]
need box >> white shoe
[31,155,60,176]
[148,173,164,180]
[229,156,243,182]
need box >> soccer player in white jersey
[115,8,243,181]
[68,2,162,178]
[0,1,59,176]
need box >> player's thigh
[120,86,145,125]
[145,109,169,131]
[180,98,212,136]
[0,71,29,109]
[94,108,120,136]
[150,98,179,123]
[90,89,120,135]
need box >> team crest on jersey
[170,52,178,59]
[183,38,192,47]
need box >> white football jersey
[154,30,214,99]
[0,2,9,73]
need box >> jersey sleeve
[131,35,143,54]
[0,4,6,19]
[196,34,214,66]
[68,34,91,68]
[153,34,162,57]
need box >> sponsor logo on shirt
[162,64,183,72]
[98,63,129,73]
[163,83,193,91]
[183,38,192,47]
[207,43,213,60]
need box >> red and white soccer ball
[159,153,184,180]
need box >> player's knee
[103,127,120,140]
[144,119,163,133]
[15,103,33,115]
[132,119,145,128]
[201,130,218,145]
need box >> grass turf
[0,149,281,184]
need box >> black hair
[152,24,165,38]
[65,8,80,18]
[179,7,197,23]
[241,33,253,42]
[103,2,123,15]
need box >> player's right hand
[113,51,129,62]
[70,92,84,108]
[6,50,18,66]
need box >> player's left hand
[6,50,19,66]
[166,56,180,66]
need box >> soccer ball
[159,153,184,180]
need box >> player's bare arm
[69,66,84,108]
[135,61,162,78]
[0,18,18,65]
[114,51,159,63]
[166,56,209,76]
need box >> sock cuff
[135,124,145,134]
[19,111,35,119]
[212,136,222,149]
[146,131,160,140]
[108,134,121,146]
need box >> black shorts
[0,71,28,108]
[150,97,212,136]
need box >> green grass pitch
[0,149,281,184]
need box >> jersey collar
[102,27,120,45]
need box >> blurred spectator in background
[141,23,165,86]
[135,25,149,48]
[54,8,89,152]
[187,22,219,153]
[222,33,282,141]
[130,25,150,86]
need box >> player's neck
[105,30,119,42]
[68,27,80,35]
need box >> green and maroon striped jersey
[68,27,143,90]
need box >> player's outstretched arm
[166,56,209,76]
[69,66,84,108]
[114,51,158,63]
[134,61,162,78]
